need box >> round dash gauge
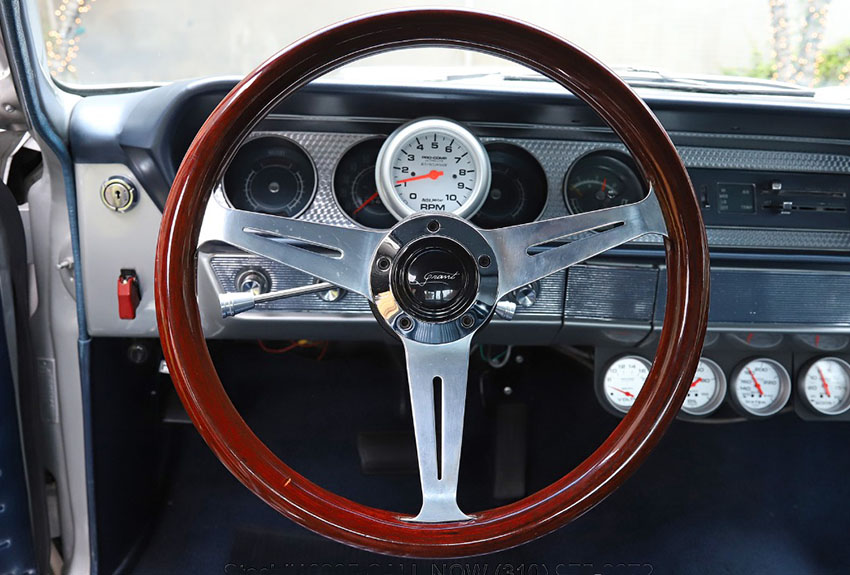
[681,358,726,417]
[376,118,491,220]
[602,355,651,413]
[730,358,791,417]
[333,138,396,229]
[798,357,850,415]
[223,136,317,217]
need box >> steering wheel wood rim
[155,9,709,557]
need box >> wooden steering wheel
[155,9,709,558]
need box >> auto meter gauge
[730,358,792,417]
[682,358,726,417]
[798,357,850,415]
[564,151,646,214]
[223,136,317,217]
[471,144,547,229]
[333,138,397,229]
[602,355,651,413]
[376,118,490,220]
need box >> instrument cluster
[220,117,649,230]
[598,350,850,421]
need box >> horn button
[370,215,499,344]
[393,237,479,322]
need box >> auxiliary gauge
[730,358,791,417]
[601,355,651,413]
[682,358,726,417]
[376,118,491,220]
[798,357,850,415]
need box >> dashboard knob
[494,299,517,320]
[515,283,539,308]
[315,280,345,302]
[236,269,270,295]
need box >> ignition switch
[101,176,137,212]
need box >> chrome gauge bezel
[730,358,792,417]
[222,134,318,218]
[798,357,850,416]
[681,357,727,417]
[601,354,652,414]
[563,149,646,215]
[331,136,395,229]
[376,118,491,221]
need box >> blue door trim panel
[0,1,96,573]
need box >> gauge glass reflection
[729,332,784,349]
[794,334,849,352]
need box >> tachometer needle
[396,169,444,185]
[610,386,635,398]
[353,191,379,215]
[747,367,765,396]
[691,377,703,388]
[817,367,832,398]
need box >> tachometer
[682,358,726,417]
[223,136,316,217]
[601,355,651,413]
[564,151,646,214]
[798,357,850,415]
[730,358,791,417]
[376,118,490,220]
[333,138,396,229]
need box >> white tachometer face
[799,357,850,415]
[376,119,490,220]
[602,355,651,413]
[731,358,791,417]
[682,358,726,417]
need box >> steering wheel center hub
[393,237,479,322]
[369,214,499,344]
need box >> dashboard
[69,78,850,423]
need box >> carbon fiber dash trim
[258,130,850,251]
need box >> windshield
[34,0,850,95]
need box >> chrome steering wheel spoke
[402,335,474,523]
[203,198,384,298]
[481,189,667,298]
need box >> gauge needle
[396,169,444,185]
[691,377,703,388]
[610,386,635,398]
[353,191,379,215]
[600,177,607,193]
[817,367,832,398]
[747,367,765,396]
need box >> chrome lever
[219,281,336,318]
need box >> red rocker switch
[117,269,141,320]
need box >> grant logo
[410,271,460,286]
